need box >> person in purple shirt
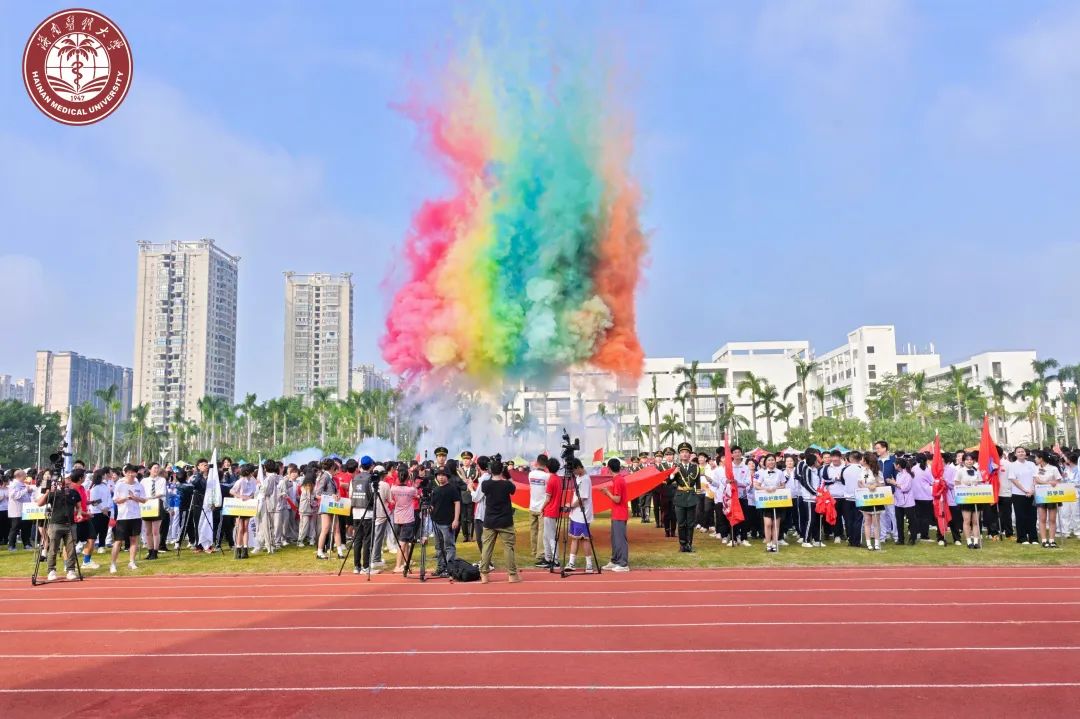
[886,457,915,544]
[940,453,962,546]
[910,454,935,543]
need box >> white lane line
[3,586,1076,602]
[0,574,1075,591]
[3,646,1077,660]
[3,683,1080,693]
[3,619,1076,634]
[7,600,1079,617]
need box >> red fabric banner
[507,466,676,513]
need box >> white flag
[63,408,74,475]
[198,449,220,549]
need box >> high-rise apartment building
[133,239,239,428]
[0,374,35,403]
[283,272,353,400]
[351,363,393,393]
[33,352,131,419]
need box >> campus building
[351,363,393,393]
[0,374,35,404]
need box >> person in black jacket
[186,459,208,552]
[480,461,520,584]
[217,458,236,549]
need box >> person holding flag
[1059,451,1080,539]
[930,434,952,546]
[720,435,745,546]
[197,451,223,553]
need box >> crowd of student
[1,439,1077,583]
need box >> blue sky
[1,0,1078,400]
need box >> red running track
[0,566,1078,717]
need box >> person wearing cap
[636,452,652,523]
[434,447,449,473]
[430,466,460,577]
[455,451,476,542]
[671,442,700,553]
[657,448,677,536]
[349,457,379,574]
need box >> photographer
[36,469,83,581]
[350,456,378,574]
[430,467,460,578]
[480,460,520,583]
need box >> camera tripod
[31,485,84,587]
[549,430,602,578]
[174,491,226,560]
[336,476,402,581]
[402,498,449,582]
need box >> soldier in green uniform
[658,448,677,536]
[455,451,477,541]
[671,442,701,552]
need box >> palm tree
[945,366,968,423]
[756,382,781,445]
[239,393,258,453]
[93,384,121,464]
[589,402,614,453]
[309,387,334,447]
[675,361,701,446]
[983,377,1012,444]
[1031,359,1059,443]
[774,402,795,439]
[642,398,660,449]
[909,372,930,427]
[783,357,819,429]
[1015,379,1048,445]
[831,387,851,418]
[1063,386,1080,448]
[736,371,764,437]
[811,386,827,419]
[55,36,99,92]
[128,403,150,462]
[72,401,105,464]
[657,411,687,446]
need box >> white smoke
[280,447,323,466]
[352,438,400,462]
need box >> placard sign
[855,486,894,508]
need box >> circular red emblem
[22,8,133,125]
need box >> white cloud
[927,5,1080,147]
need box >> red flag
[414,453,421,463]
[815,483,837,525]
[978,416,1001,504]
[930,432,951,536]
[722,434,744,527]
[592,447,604,464]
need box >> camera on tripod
[561,430,580,464]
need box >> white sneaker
[66,570,78,580]
[954,541,962,546]
[938,540,946,546]
[353,567,361,574]
[371,560,386,568]
[84,561,100,570]
[337,547,345,559]
[109,564,117,574]
[128,561,139,571]
[565,563,577,572]
[611,565,630,572]
[365,568,380,575]
[709,532,719,538]
[46,570,57,582]
[1022,541,1031,545]
[801,542,813,548]
[601,562,617,570]
[740,540,751,547]
[725,540,734,547]
[585,565,595,574]
[834,537,842,544]
[315,552,328,560]
[779,539,789,546]
[813,541,824,547]
[96,547,105,554]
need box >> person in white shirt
[753,454,786,553]
[7,470,32,550]
[565,460,595,573]
[140,463,167,561]
[230,465,258,559]
[1007,447,1038,545]
[1032,451,1063,549]
[527,453,549,567]
[955,452,985,549]
[857,453,884,551]
[88,469,113,555]
[110,464,148,573]
[471,456,491,567]
[1058,452,1080,539]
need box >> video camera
[561,430,580,465]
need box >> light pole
[34,424,46,469]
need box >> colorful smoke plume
[380,40,646,389]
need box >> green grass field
[3,514,1077,579]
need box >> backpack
[446,557,481,582]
